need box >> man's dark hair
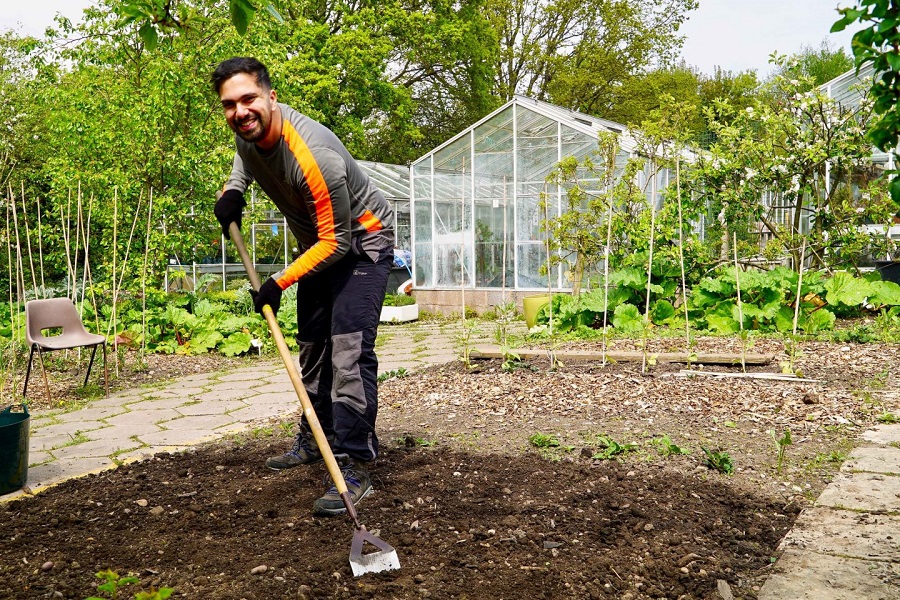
[211,57,272,95]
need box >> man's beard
[231,111,269,143]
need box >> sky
[0,0,862,78]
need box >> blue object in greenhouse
[0,404,29,495]
[393,248,412,277]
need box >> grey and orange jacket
[223,103,395,290]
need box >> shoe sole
[265,456,325,471]
[313,485,373,516]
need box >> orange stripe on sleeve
[276,121,340,287]
[358,210,383,232]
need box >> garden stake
[228,222,401,577]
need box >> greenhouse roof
[358,160,409,201]
[412,95,636,170]
[820,63,874,109]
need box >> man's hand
[251,277,283,316]
[214,189,247,239]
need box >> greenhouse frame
[410,95,672,312]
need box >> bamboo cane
[733,232,746,373]
[20,183,38,297]
[141,189,154,358]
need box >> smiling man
[211,57,395,516]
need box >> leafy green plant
[529,433,561,448]
[590,434,638,460]
[86,569,174,600]
[701,446,734,475]
[877,412,899,424]
[382,293,416,307]
[652,435,689,457]
[377,367,409,383]
[769,428,792,474]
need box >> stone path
[12,320,474,495]
[758,425,900,599]
[2,319,898,598]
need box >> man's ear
[269,89,278,107]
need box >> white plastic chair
[24,298,109,401]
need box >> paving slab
[862,425,900,445]
[136,429,222,447]
[125,397,197,410]
[157,414,238,431]
[816,472,900,512]
[105,408,181,428]
[50,438,143,460]
[758,548,900,600]
[28,450,53,468]
[138,386,209,399]
[175,400,248,416]
[248,382,294,395]
[843,446,900,475]
[54,406,129,423]
[192,387,261,402]
[226,402,298,423]
[31,420,109,438]
[216,368,276,382]
[26,456,115,488]
[777,507,900,561]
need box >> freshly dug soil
[1,441,796,600]
[2,335,898,599]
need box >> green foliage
[701,446,734,475]
[834,2,900,203]
[86,568,173,600]
[769,428,793,474]
[528,433,561,449]
[588,434,638,460]
[652,435,690,457]
[877,412,899,424]
[378,367,409,383]
[382,294,417,307]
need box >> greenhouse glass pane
[433,135,473,286]
[516,190,544,243]
[473,107,514,287]
[412,159,433,287]
[516,242,547,289]
[516,107,558,187]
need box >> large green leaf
[230,0,257,36]
[612,303,644,332]
[825,272,871,307]
[219,332,253,357]
[869,280,900,307]
[801,308,836,333]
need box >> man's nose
[235,103,250,118]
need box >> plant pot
[0,404,29,495]
[523,294,551,328]
[380,304,419,323]
[875,260,900,285]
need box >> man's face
[218,72,277,144]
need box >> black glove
[214,189,246,239]
[251,277,283,316]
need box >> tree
[686,60,895,272]
[768,40,854,88]
[833,1,900,202]
[484,0,697,114]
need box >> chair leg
[84,344,98,388]
[102,344,109,398]
[23,346,35,398]
[37,348,51,403]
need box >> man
[211,57,394,516]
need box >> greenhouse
[410,96,670,311]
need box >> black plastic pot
[0,404,29,495]
[875,260,900,286]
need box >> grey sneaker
[313,454,373,516]
[265,424,327,470]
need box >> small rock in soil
[41,562,53,572]
[135,499,148,507]
[250,565,267,575]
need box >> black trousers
[295,245,392,462]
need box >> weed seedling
[769,428,792,474]
[378,367,409,383]
[877,412,899,424]
[701,446,734,475]
[590,434,638,460]
[529,433,561,448]
[86,569,174,600]
[652,435,689,457]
